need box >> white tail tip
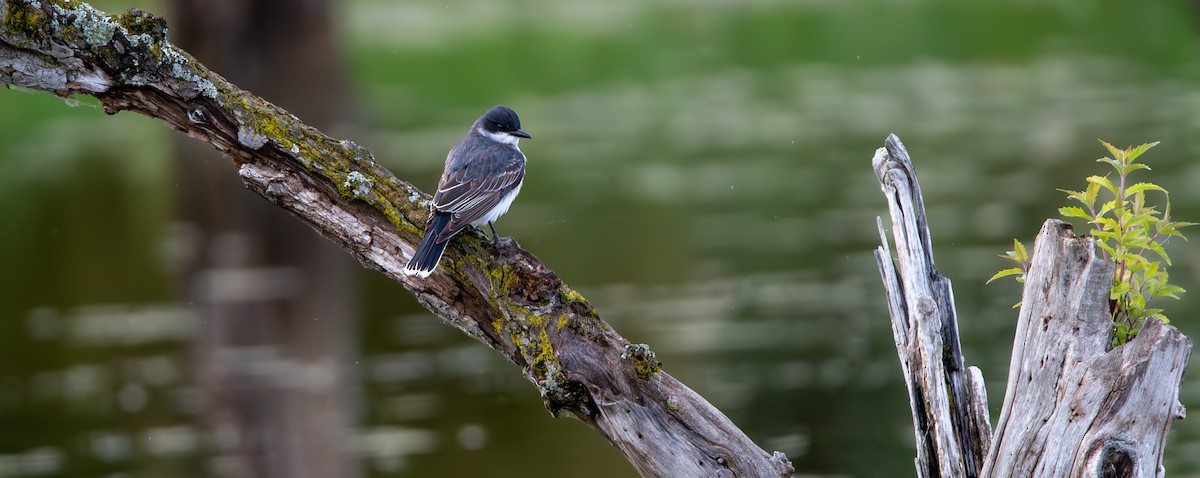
[402,266,433,278]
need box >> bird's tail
[404,212,453,278]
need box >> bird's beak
[512,129,532,139]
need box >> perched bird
[403,105,531,278]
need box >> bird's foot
[487,222,503,245]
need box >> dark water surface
[2,1,1200,477]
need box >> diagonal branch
[0,1,793,476]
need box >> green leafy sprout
[989,141,1194,347]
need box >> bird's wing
[431,146,525,242]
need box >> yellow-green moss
[621,343,661,381]
[209,83,421,236]
[488,263,520,297]
[217,89,295,151]
[532,328,555,379]
[560,288,586,303]
[59,22,79,43]
[495,312,563,387]
[4,0,50,42]
[112,8,165,38]
[470,265,590,413]
[634,359,659,380]
[251,108,295,150]
[556,286,603,335]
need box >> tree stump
[873,133,1191,478]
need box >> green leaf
[1093,222,1118,234]
[1125,182,1166,198]
[1123,163,1151,175]
[987,268,1024,284]
[1158,218,1196,240]
[1168,221,1198,233]
[1085,182,1101,205]
[1124,260,1146,274]
[1132,212,1161,225]
[1119,208,1134,224]
[1159,285,1186,299]
[1126,141,1160,162]
[1146,242,1171,265]
[1013,239,1028,262]
[1099,140,1125,160]
[1124,237,1151,252]
[1113,322,1130,345]
[1058,188,1085,203]
[1124,219,1152,235]
[1111,282,1132,300]
[1059,206,1091,220]
[1047,140,1186,335]
[1087,175,1118,194]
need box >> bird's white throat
[478,127,521,146]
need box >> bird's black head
[477,105,531,139]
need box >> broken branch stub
[981,220,1191,477]
[873,133,991,478]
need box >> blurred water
[2,0,1200,477]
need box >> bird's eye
[493,122,508,131]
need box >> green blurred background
[2,0,1200,476]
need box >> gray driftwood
[982,219,1190,477]
[873,133,1192,477]
[0,2,793,477]
[873,134,992,477]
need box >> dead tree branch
[873,134,991,477]
[873,134,1191,477]
[0,2,793,476]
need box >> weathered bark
[873,134,992,477]
[981,220,1190,477]
[873,133,1191,477]
[0,2,793,477]
[169,0,358,477]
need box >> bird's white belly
[471,180,523,226]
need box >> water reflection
[25,304,196,346]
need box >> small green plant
[989,238,1030,307]
[989,141,1193,346]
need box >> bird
[403,105,531,278]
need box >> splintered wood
[873,133,1190,478]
